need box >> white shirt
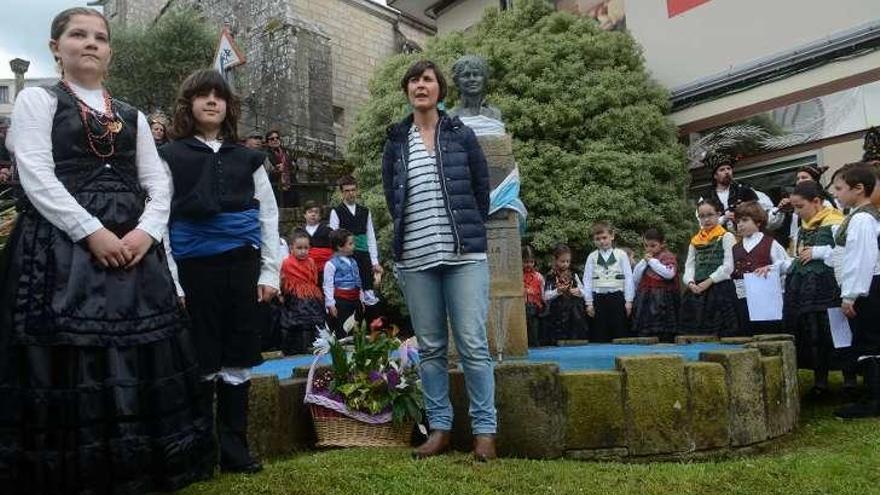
[328,202,379,266]
[305,223,319,236]
[632,257,677,287]
[7,83,170,242]
[582,248,635,303]
[833,211,880,303]
[732,232,789,299]
[162,136,281,296]
[682,232,736,285]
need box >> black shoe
[220,461,264,474]
[834,357,880,419]
[834,399,880,419]
[840,385,861,403]
[804,386,830,402]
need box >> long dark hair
[170,69,241,141]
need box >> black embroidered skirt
[0,207,213,494]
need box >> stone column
[479,134,528,360]
[9,58,30,98]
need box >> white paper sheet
[744,272,783,321]
[826,308,853,349]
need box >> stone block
[565,447,628,461]
[699,349,768,446]
[248,374,281,460]
[684,362,730,450]
[616,354,690,455]
[720,337,754,345]
[613,337,660,345]
[277,378,316,452]
[485,210,528,359]
[560,371,625,449]
[675,335,719,344]
[761,356,788,437]
[450,363,566,458]
[746,340,799,433]
[753,334,795,342]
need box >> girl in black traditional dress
[0,8,212,493]
[782,180,856,400]
[542,243,587,343]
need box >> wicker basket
[309,404,413,448]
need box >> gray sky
[0,0,97,79]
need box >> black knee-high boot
[835,357,880,419]
[217,380,263,473]
[196,378,218,480]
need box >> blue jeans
[397,260,497,435]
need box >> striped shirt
[396,125,486,272]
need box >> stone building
[92,0,432,163]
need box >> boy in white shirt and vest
[584,222,635,342]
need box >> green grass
[180,373,880,495]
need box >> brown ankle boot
[473,434,497,462]
[412,430,451,459]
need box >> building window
[0,86,9,104]
[333,106,345,128]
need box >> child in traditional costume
[632,228,679,342]
[161,69,280,473]
[0,8,212,492]
[680,198,740,336]
[279,229,325,355]
[830,163,880,419]
[583,222,634,342]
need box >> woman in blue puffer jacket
[381,60,496,461]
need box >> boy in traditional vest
[323,228,364,338]
[731,201,789,335]
[583,222,635,342]
[329,175,382,303]
[830,163,880,419]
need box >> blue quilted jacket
[382,112,490,261]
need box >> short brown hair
[336,174,357,189]
[170,69,241,141]
[303,200,322,214]
[831,162,877,197]
[400,60,448,103]
[734,201,768,229]
[591,222,612,237]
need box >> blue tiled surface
[252,342,739,379]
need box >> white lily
[312,325,334,355]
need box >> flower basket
[308,404,413,448]
[303,318,423,448]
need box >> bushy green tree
[107,8,216,114]
[346,0,692,308]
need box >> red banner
[667,0,710,17]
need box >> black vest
[334,203,369,235]
[308,223,333,248]
[47,82,139,193]
[160,138,264,220]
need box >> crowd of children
[523,161,880,417]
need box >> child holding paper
[783,180,855,400]
[830,163,880,419]
[731,201,788,336]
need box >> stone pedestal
[481,134,528,360]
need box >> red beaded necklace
[59,80,123,159]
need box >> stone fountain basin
[243,335,799,462]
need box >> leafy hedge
[345,0,692,308]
